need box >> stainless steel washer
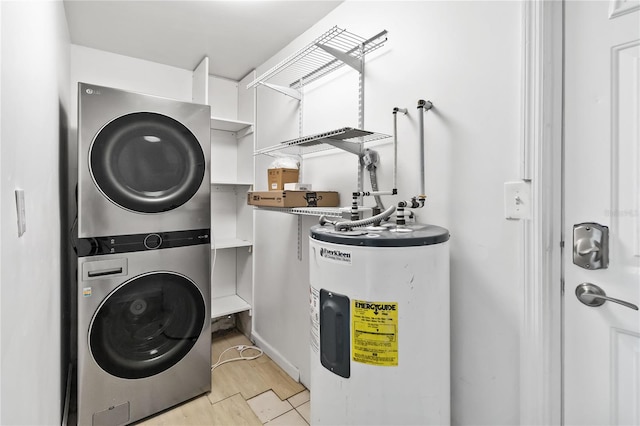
[77,82,210,238]
[76,236,210,425]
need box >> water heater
[309,223,450,425]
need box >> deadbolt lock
[573,222,609,270]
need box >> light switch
[504,180,531,220]
[15,189,26,236]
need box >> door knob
[575,283,638,311]
[573,223,609,270]
[575,238,600,256]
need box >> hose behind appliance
[320,205,397,232]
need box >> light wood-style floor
[136,329,310,425]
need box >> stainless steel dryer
[76,230,211,425]
[77,83,210,238]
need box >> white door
[564,1,640,425]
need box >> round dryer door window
[89,272,206,379]
[90,112,205,213]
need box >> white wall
[0,1,70,424]
[209,75,239,120]
[70,44,194,124]
[251,2,523,424]
[0,1,3,421]
[69,45,240,124]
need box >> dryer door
[89,272,206,379]
[90,112,206,213]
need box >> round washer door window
[90,112,205,213]
[90,272,206,379]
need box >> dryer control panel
[77,228,210,257]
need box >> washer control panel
[77,229,210,257]
[143,233,163,250]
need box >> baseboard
[250,331,300,382]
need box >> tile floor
[136,328,310,425]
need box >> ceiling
[63,0,343,81]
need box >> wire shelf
[247,26,388,90]
[255,206,374,218]
[255,127,390,157]
[255,207,345,218]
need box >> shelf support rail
[297,216,303,261]
[357,41,366,205]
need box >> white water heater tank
[309,223,450,425]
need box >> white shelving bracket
[260,82,301,101]
[314,43,363,73]
[323,139,362,155]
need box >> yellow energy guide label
[352,299,398,366]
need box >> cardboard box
[268,168,299,191]
[247,191,340,208]
[284,183,312,191]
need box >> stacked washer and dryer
[75,83,211,425]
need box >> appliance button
[143,233,163,250]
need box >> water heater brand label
[319,247,352,265]
[352,299,398,366]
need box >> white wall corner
[519,0,563,425]
[251,331,300,382]
[0,1,3,421]
[192,56,209,105]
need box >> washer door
[90,112,206,213]
[89,272,206,379]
